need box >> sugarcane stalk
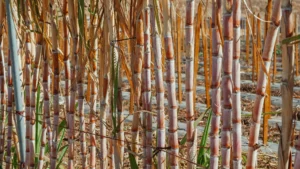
[209,18,213,90]
[278,0,295,168]
[143,0,152,168]
[67,0,83,167]
[0,1,6,165]
[177,15,182,103]
[49,0,60,168]
[162,0,179,167]
[131,18,144,160]
[252,15,257,82]
[194,3,202,109]
[185,0,197,167]
[5,0,26,166]
[263,0,272,145]
[5,52,12,169]
[99,10,109,168]
[256,14,261,81]
[88,1,99,168]
[232,0,242,168]
[202,17,210,107]
[273,36,278,82]
[246,16,250,65]
[295,14,299,77]
[246,0,282,167]
[221,0,233,167]
[210,0,223,168]
[150,0,166,168]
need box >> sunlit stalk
[5,0,26,166]
[246,0,282,167]
[162,0,179,167]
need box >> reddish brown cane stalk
[0,40,5,166]
[162,0,179,167]
[246,16,250,65]
[295,15,299,77]
[279,0,295,168]
[0,2,5,165]
[150,0,166,168]
[143,0,152,167]
[246,0,282,167]
[232,0,242,167]
[202,19,210,107]
[185,0,197,167]
[221,0,233,167]
[210,0,223,168]
[263,0,272,145]
[49,1,60,168]
[177,15,182,103]
[251,15,257,82]
[6,53,12,169]
[131,19,144,160]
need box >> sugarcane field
[1,0,300,168]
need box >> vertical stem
[232,0,242,168]
[0,1,5,165]
[251,15,257,82]
[131,18,144,161]
[177,16,182,103]
[210,0,223,168]
[194,4,202,108]
[221,0,233,167]
[202,18,210,107]
[246,0,282,167]
[143,0,152,167]
[273,37,277,82]
[6,53,13,169]
[49,0,60,168]
[263,0,272,145]
[5,0,26,166]
[295,14,299,77]
[162,0,179,167]
[185,0,197,167]
[279,0,295,168]
[246,16,250,65]
[151,0,166,168]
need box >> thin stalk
[150,0,166,168]
[0,1,6,165]
[88,1,98,168]
[263,0,272,145]
[185,0,197,167]
[278,0,295,168]
[131,19,144,160]
[177,15,182,103]
[202,18,210,107]
[6,53,13,169]
[162,0,179,167]
[194,3,202,109]
[295,15,299,77]
[210,0,223,168]
[251,15,257,82]
[49,0,60,168]
[221,0,233,167]
[143,0,152,168]
[273,37,277,82]
[246,0,282,167]
[246,16,250,65]
[39,44,50,169]
[5,0,26,166]
[232,0,242,167]
[68,0,82,167]
[256,14,261,81]
[99,8,109,168]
